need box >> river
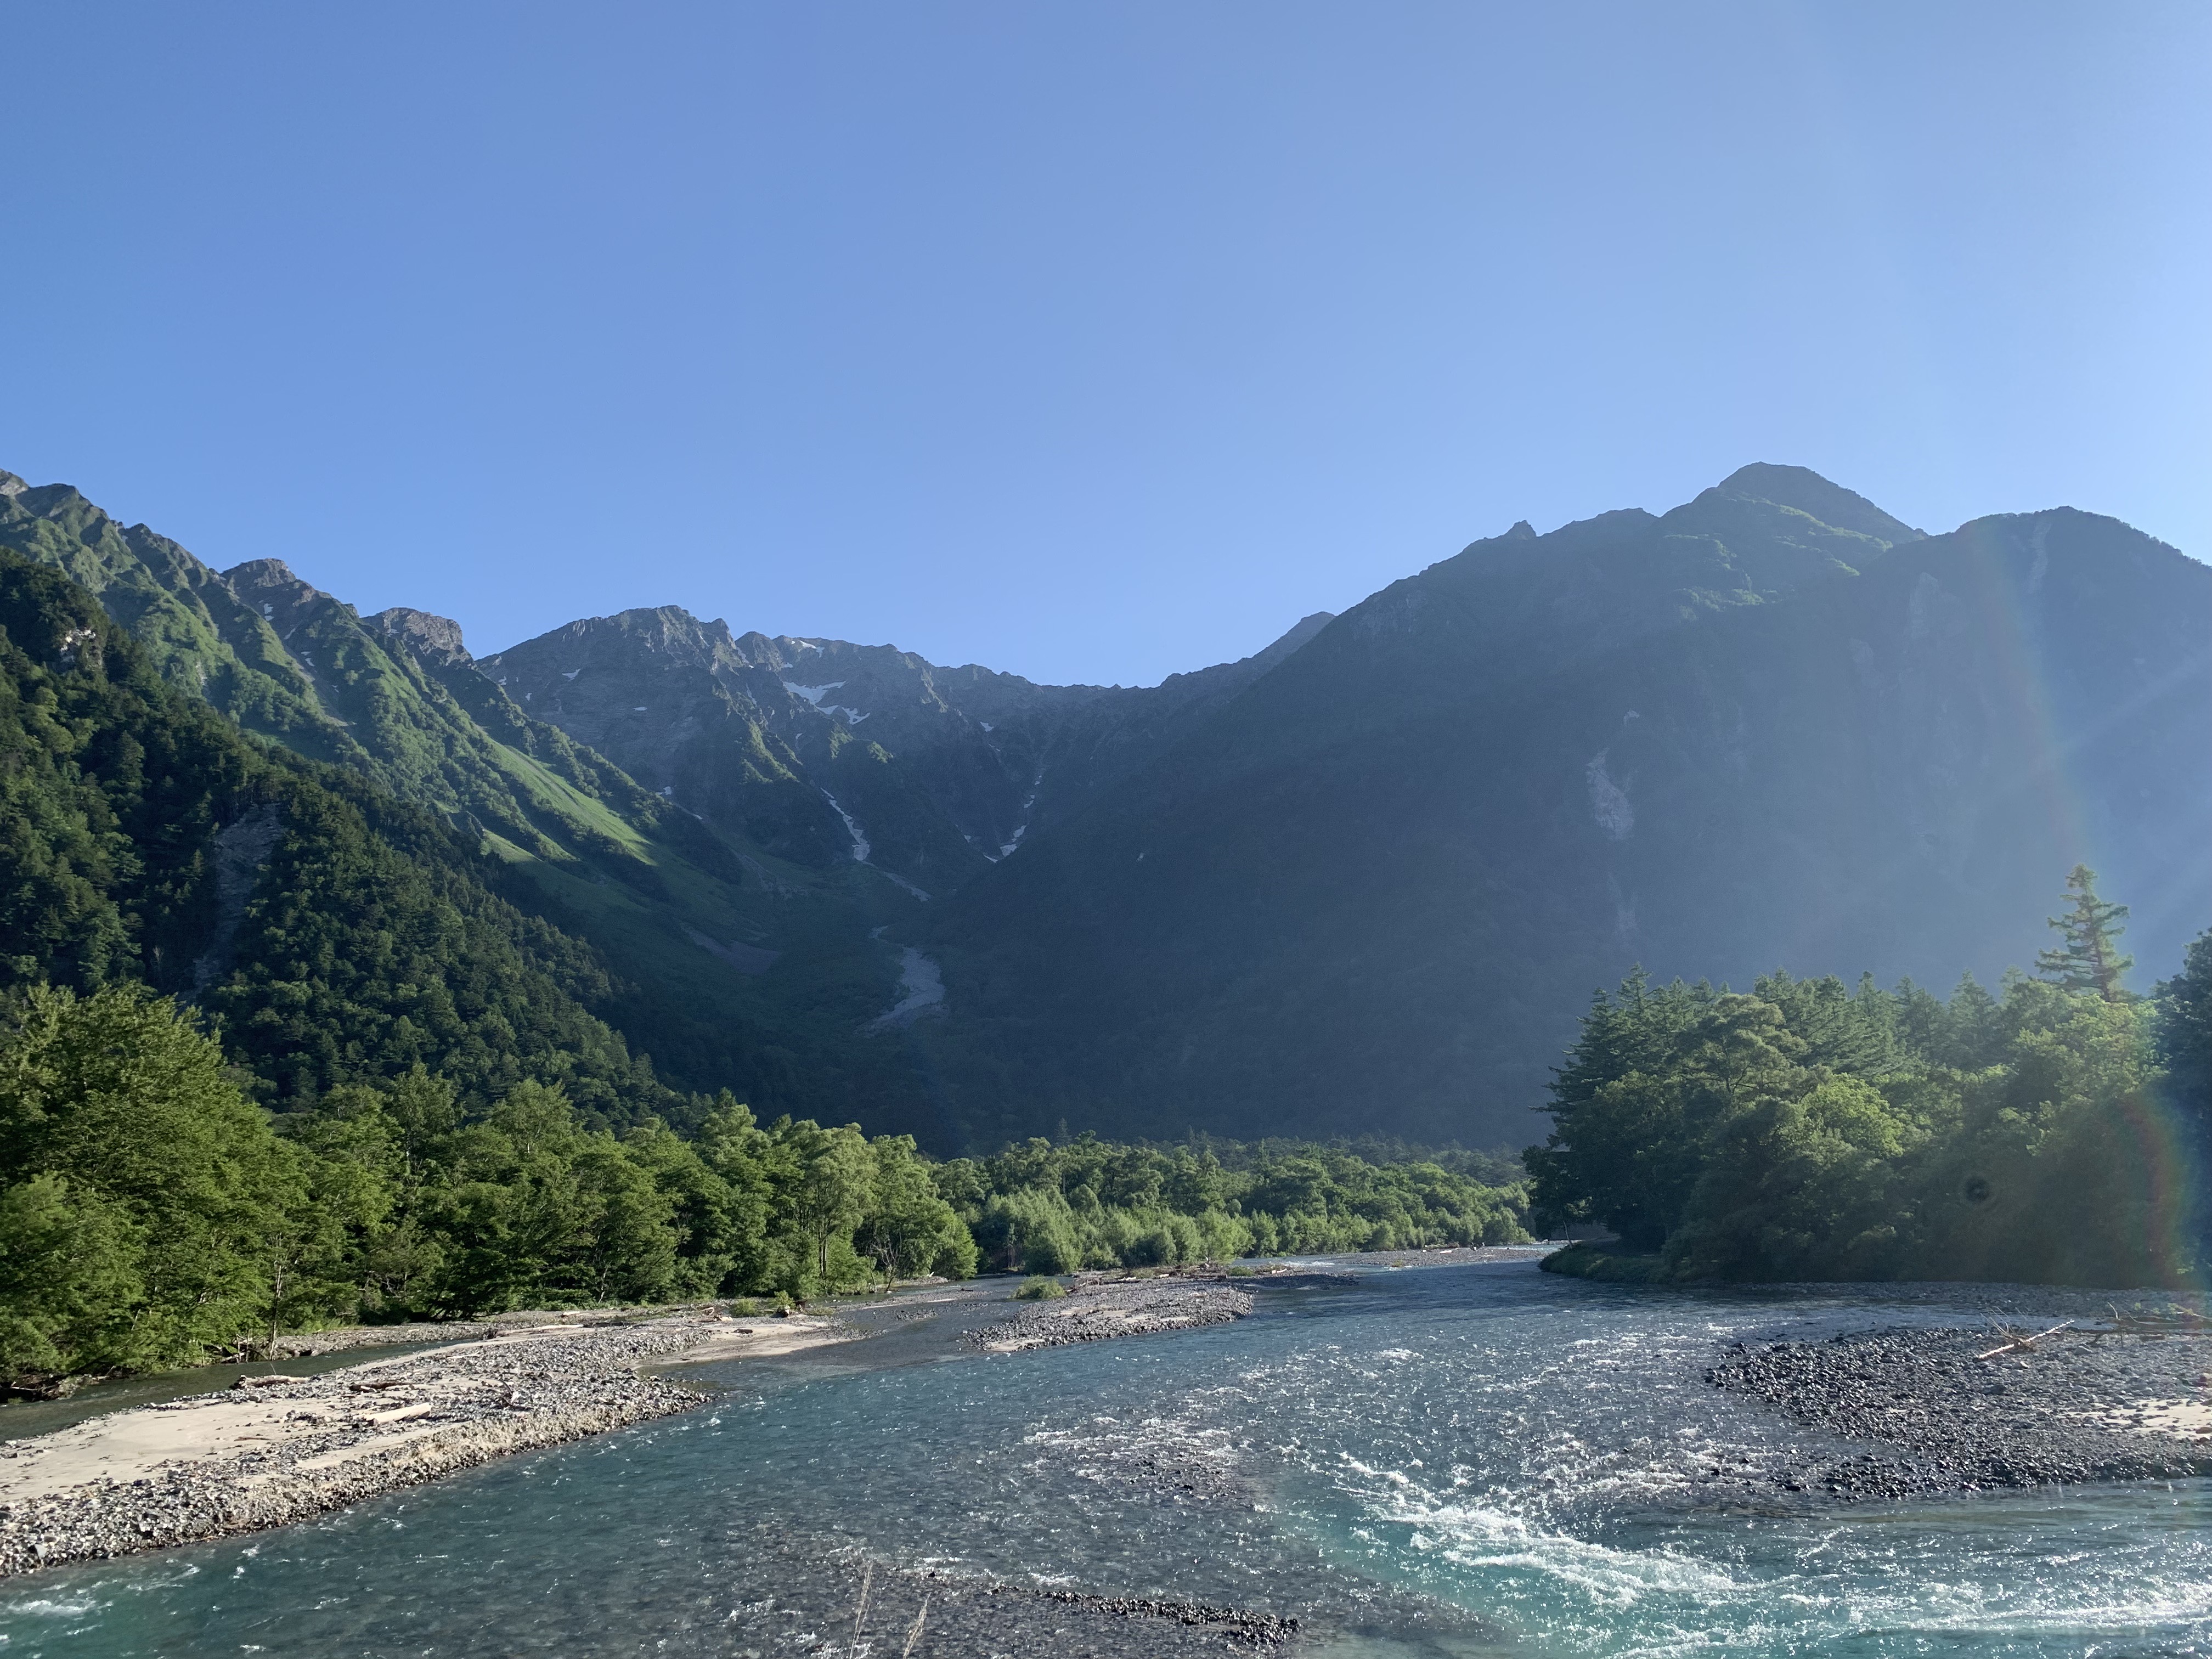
[3,1260,2205,1656]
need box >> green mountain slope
[0,475,719,876]
[0,548,682,1123]
[0,473,945,1137]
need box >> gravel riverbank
[963,1279,1256,1353]
[0,1271,1302,1583]
[0,1310,852,1578]
[1710,1323,2212,1498]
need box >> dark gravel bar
[1710,1323,2212,1498]
[962,1279,1255,1352]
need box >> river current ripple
[4,1261,2207,1657]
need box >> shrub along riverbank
[1529,868,2212,1289]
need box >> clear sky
[4,3,2207,687]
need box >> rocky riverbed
[963,1279,1255,1353]
[1709,1323,2212,1499]
[717,1533,1300,1656]
[0,1310,851,1578]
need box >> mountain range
[4,462,2206,1150]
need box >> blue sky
[4,3,2206,686]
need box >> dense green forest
[0,473,960,1140]
[1530,868,2212,1288]
[0,982,976,1385]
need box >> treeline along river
[3,1258,2207,1657]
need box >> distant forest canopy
[1531,867,2212,1288]
[936,1135,1530,1274]
[0,980,978,1390]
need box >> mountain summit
[1708,462,1923,541]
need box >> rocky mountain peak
[0,471,26,500]
[222,557,309,592]
[371,606,472,665]
[1709,462,1923,544]
[221,558,335,640]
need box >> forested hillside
[8,448,2209,1390]
[0,964,1527,1392]
[0,473,943,1137]
[0,549,681,1123]
[0,554,1527,1388]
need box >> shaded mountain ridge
[910,471,2209,1147]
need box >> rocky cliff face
[370,606,472,667]
[478,605,1339,890]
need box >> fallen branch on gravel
[1976,1320,2073,1361]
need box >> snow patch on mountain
[821,790,870,862]
[1587,751,1634,840]
[684,928,781,975]
[878,868,931,902]
[994,768,1045,859]
[868,947,945,1030]
[785,680,870,724]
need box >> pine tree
[2035,865,2134,1000]
[2155,928,2212,1124]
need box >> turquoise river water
[2,1260,2205,1657]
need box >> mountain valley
[5,463,2206,1150]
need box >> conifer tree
[2035,865,2134,1000]
[2155,928,2212,1124]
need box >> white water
[8,1265,2208,1656]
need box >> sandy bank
[0,1310,851,1578]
